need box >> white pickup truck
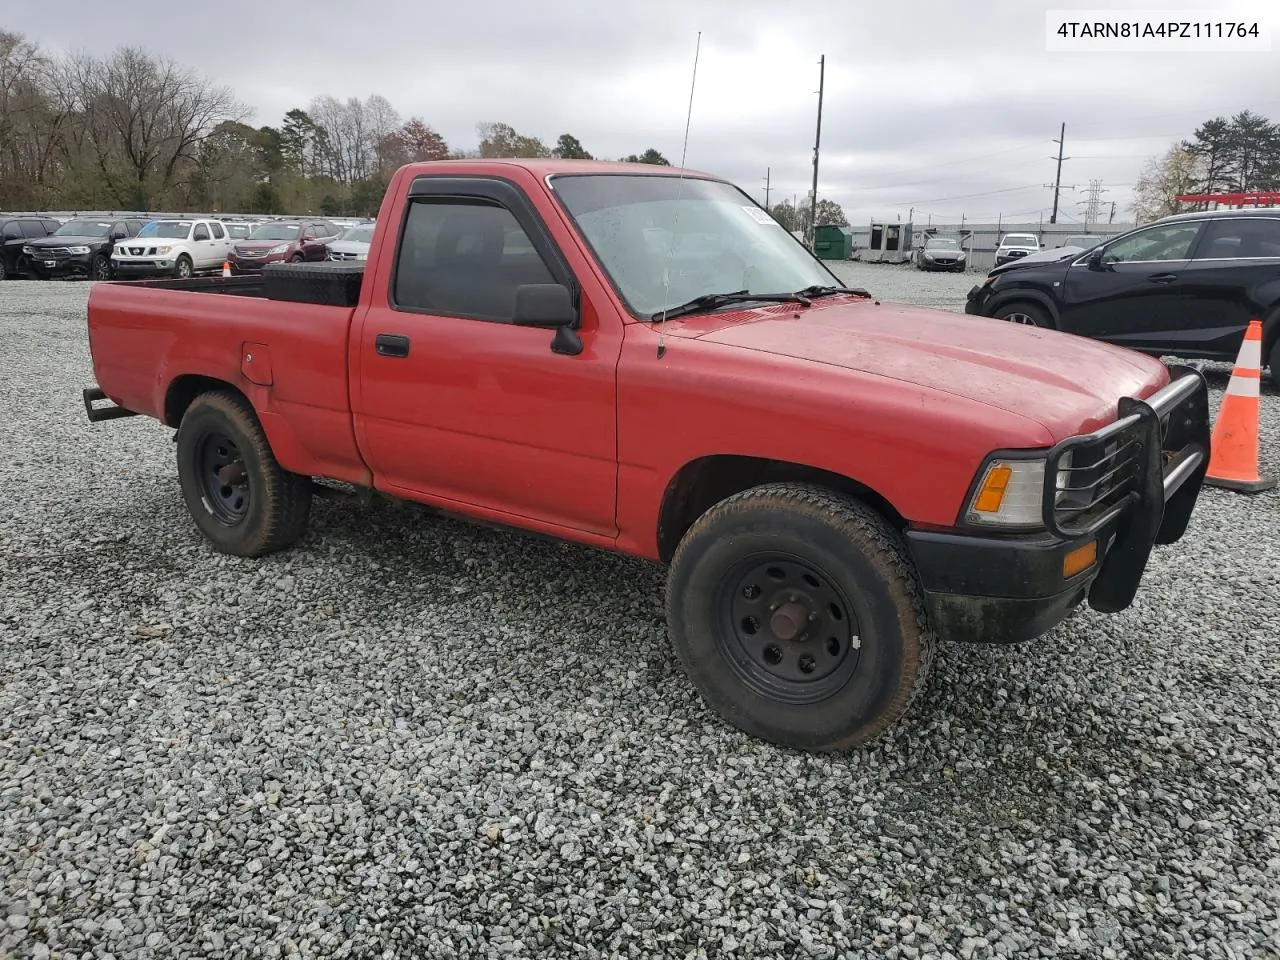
[110,218,234,279]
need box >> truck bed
[86,262,372,487]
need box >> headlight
[964,458,1047,528]
[956,253,966,260]
[22,245,34,255]
[67,246,90,255]
[268,244,289,255]
[155,245,171,255]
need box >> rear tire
[994,301,1052,328]
[175,391,312,557]
[665,482,935,752]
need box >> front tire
[175,391,312,557]
[174,254,193,279]
[665,482,935,752]
[994,300,1052,328]
[91,254,111,281]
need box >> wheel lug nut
[808,613,818,622]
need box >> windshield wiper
[792,284,872,299]
[650,290,812,322]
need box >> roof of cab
[398,157,725,181]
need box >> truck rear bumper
[906,364,1210,644]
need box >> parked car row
[0,212,376,281]
[965,207,1280,385]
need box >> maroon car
[228,219,342,275]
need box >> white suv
[993,233,1041,267]
[110,219,234,279]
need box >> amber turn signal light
[1062,541,1098,579]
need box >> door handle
[1148,273,1178,284]
[375,333,410,358]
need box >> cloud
[9,0,1279,224]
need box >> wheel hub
[721,556,861,702]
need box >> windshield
[550,174,837,317]
[248,222,300,241]
[340,225,375,243]
[138,221,192,239]
[925,237,959,248]
[56,219,113,237]
[1002,235,1038,246]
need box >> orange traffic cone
[222,260,231,278]
[1204,319,1274,493]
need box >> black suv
[0,215,62,280]
[965,209,1280,385]
[23,217,150,280]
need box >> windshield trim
[544,171,843,323]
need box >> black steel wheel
[666,482,934,752]
[195,430,251,524]
[175,390,312,556]
[718,554,861,705]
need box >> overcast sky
[10,0,1279,226]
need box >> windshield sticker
[742,206,778,226]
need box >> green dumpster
[813,224,853,260]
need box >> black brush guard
[1043,364,1210,613]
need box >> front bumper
[906,365,1210,643]
[111,260,175,276]
[27,252,93,277]
[229,254,286,275]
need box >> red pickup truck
[83,159,1211,752]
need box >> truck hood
[677,298,1166,441]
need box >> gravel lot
[2,273,1279,960]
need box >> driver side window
[1102,222,1201,264]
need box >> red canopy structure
[1174,192,1280,207]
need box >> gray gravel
[2,275,1279,960]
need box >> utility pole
[763,167,771,210]
[1109,200,1116,223]
[1049,122,1070,224]
[808,54,825,250]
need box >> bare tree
[1131,145,1202,223]
[65,47,243,208]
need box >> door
[1058,219,1205,352]
[0,221,21,273]
[206,221,230,266]
[191,222,215,268]
[352,176,621,536]
[1178,216,1280,359]
[300,223,329,260]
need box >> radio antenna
[657,30,701,359]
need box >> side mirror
[512,283,581,355]
[512,283,576,327]
[1087,249,1106,270]
[110,230,126,241]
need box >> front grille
[40,247,72,257]
[236,248,267,258]
[1051,432,1143,534]
[931,257,957,265]
[328,250,361,261]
